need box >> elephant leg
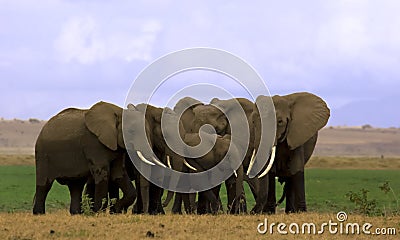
[113,173,136,214]
[139,175,150,213]
[264,174,276,214]
[197,192,208,215]
[231,165,245,214]
[148,184,164,215]
[285,178,296,213]
[108,180,120,214]
[133,178,143,214]
[202,190,218,214]
[93,179,109,212]
[33,180,54,214]
[90,164,110,212]
[225,177,236,213]
[212,185,223,213]
[239,190,247,213]
[182,193,195,214]
[246,177,259,202]
[171,193,183,214]
[67,179,86,215]
[293,171,307,212]
[251,174,269,214]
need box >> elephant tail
[276,182,287,207]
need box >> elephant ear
[85,101,122,151]
[286,92,330,150]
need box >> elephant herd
[33,92,330,215]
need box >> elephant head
[267,92,330,150]
[135,104,187,169]
[174,96,204,133]
[250,92,329,175]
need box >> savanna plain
[1,119,400,239]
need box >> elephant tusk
[258,146,276,179]
[183,159,197,171]
[246,149,256,175]
[152,156,167,168]
[136,151,155,166]
[167,155,172,169]
[234,170,237,177]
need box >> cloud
[54,16,162,64]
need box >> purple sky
[1,1,399,127]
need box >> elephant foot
[132,209,144,214]
[184,207,196,214]
[262,208,276,215]
[70,209,82,215]
[171,210,183,215]
[262,203,276,215]
[234,196,247,214]
[149,209,165,215]
[33,209,45,215]
[250,204,263,215]
[209,202,221,215]
[109,206,117,214]
[111,202,124,214]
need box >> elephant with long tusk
[123,104,192,214]
[250,92,330,214]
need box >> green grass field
[1,165,399,214]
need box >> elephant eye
[277,119,284,125]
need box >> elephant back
[35,108,90,185]
[36,108,87,149]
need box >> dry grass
[307,156,400,170]
[0,154,34,166]
[315,127,400,157]
[1,211,399,239]
[3,154,400,170]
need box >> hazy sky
[1,0,399,127]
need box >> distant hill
[0,119,45,154]
[315,126,400,157]
[0,119,399,157]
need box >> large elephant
[174,97,252,214]
[33,101,136,214]
[250,92,330,214]
[123,104,189,214]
